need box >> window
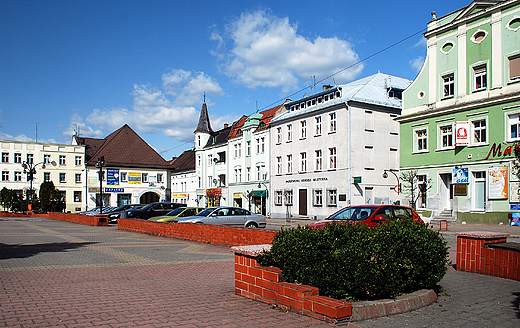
[260,137,265,153]
[142,173,148,183]
[207,154,213,166]
[197,135,201,147]
[256,164,266,180]
[44,172,50,182]
[75,173,81,183]
[234,144,238,158]
[234,168,241,183]
[246,167,251,181]
[300,120,307,139]
[313,189,323,206]
[2,171,9,181]
[439,125,453,148]
[74,191,82,203]
[277,127,282,144]
[2,153,8,163]
[59,173,66,183]
[284,190,293,205]
[256,138,260,154]
[329,147,336,170]
[287,154,293,173]
[59,155,66,165]
[315,149,322,171]
[277,156,282,174]
[509,113,520,140]
[315,116,322,136]
[329,112,336,133]
[287,124,292,142]
[247,141,251,156]
[121,172,127,182]
[364,146,374,169]
[44,155,51,164]
[327,189,337,207]
[509,54,520,82]
[14,171,21,182]
[365,111,374,131]
[14,153,21,164]
[26,154,33,164]
[388,89,402,99]
[208,176,213,186]
[275,190,283,205]
[75,156,82,166]
[157,174,163,183]
[472,119,487,144]
[415,129,428,151]
[416,175,427,209]
[300,152,307,172]
[443,74,454,97]
[473,65,487,91]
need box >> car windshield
[196,207,216,217]
[140,203,155,210]
[165,208,186,216]
[327,207,376,221]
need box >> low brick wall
[48,212,108,226]
[0,211,48,218]
[117,218,277,247]
[457,231,519,280]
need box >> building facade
[0,140,85,212]
[269,73,411,220]
[399,0,520,223]
[170,149,199,207]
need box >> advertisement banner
[488,166,508,199]
[455,121,470,146]
[128,172,141,185]
[149,175,157,187]
[88,176,98,187]
[106,169,120,186]
[452,167,469,184]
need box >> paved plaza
[1,217,520,327]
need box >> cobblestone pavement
[1,217,520,327]
[0,218,333,328]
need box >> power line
[159,140,193,155]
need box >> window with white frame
[315,149,322,171]
[442,74,455,97]
[14,171,21,182]
[14,153,21,164]
[277,127,282,144]
[44,154,51,164]
[2,171,9,181]
[329,147,336,169]
[256,138,260,154]
[313,189,323,206]
[284,189,293,205]
[44,172,50,182]
[508,113,520,140]
[473,65,487,91]
[207,154,213,166]
[59,173,66,183]
[142,173,148,183]
[256,164,266,180]
[234,144,239,158]
[2,153,8,163]
[287,124,292,142]
[277,156,282,174]
[260,137,265,153]
[390,114,399,134]
[234,168,241,183]
[471,118,487,144]
[364,146,374,169]
[300,152,307,172]
[415,128,428,152]
[208,175,213,186]
[439,124,453,149]
[287,154,293,173]
[300,120,307,139]
[74,191,82,203]
[59,155,66,165]
[315,116,322,136]
[329,112,336,133]
[246,167,251,181]
[157,174,163,183]
[509,54,520,82]
[327,189,337,206]
[75,173,81,183]
[275,190,283,205]
[26,154,33,164]
[75,156,82,166]
[365,111,374,131]
[247,141,251,155]
[121,172,127,182]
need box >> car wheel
[245,222,258,228]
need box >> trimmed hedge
[257,219,448,301]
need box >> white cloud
[162,69,224,106]
[0,132,33,142]
[410,56,425,73]
[212,10,363,92]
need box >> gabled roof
[194,102,213,133]
[74,136,105,162]
[170,149,195,173]
[203,125,232,149]
[76,125,172,169]
[228,103,285,139]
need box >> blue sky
[0,0,471,159]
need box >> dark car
[104,204,145,223]
[308,205,423,229]
[124,202,187,220]
[172,206,266,228]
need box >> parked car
[148,207,204,222]
[78,206,116,216]
[104,204,145,223]
[172,206,266,228]
[308,205,423,229]
[124,202,186,220]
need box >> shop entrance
[140,192,159,204]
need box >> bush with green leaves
[257,219,448,301]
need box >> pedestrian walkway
[1,217,519,327]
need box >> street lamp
[21,160,56,205]
[257,182,269,216]
[96,156,106,214]
[383,169,401,195]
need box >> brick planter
[48,212,108,226]
[456,231,519,280]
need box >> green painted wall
[466,24,492,94]
[403,56,429,109]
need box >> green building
[399,0,520,224]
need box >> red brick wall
[0,211,48,218]
[117,218,277,247]
[48,212,108,226]
[457,232,519,281]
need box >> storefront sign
[452,168,468,184]
[105,188,124,193]
[250,190,266,197]
[206,188,222,197]
[286,177,328,183]
[89,187,100,193]
[510,203,520,210]
[455,121,470,146]
[453,184,467,196]
[171,193,187,198]
[488,166,508,199]
[128,172,141,184]
[511,213,520,226]
[106,169,120,186]
[485,142,519,160]
[510,182,520,203]
[233,193,242,199]
[149,175,157,187]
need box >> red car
[308,204,423,229]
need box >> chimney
[224,124,229,128]
[322,85,333,91]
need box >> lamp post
[257,182,268,216]
[383,169,401,195]
[96,156,106,214]
[21,160,56,205]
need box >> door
[473,171,486,210]
[439,173,453,211]
[299,189,307,216]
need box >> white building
[269,73,412,220]
[0,140,85,212]
[170,149,199,207]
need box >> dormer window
[236,129,243,136]
[259,122,266,128]
[388,89,403,100]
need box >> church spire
[194,99,213,133]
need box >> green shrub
[257,219,448,301]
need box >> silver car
[172,206,266,228]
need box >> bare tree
[400,170,432,210]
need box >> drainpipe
[347,104,352,206]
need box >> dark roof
[204,125,232,148]
[194,102,213,133]
[76,125,172,169]
[170,149,195,172]
[74,136,105,162]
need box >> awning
[250,190,266,197]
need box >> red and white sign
[455,121,470,146]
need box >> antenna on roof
[311,75,316,94]
[31,122,39,143]
[332,78,337,87]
